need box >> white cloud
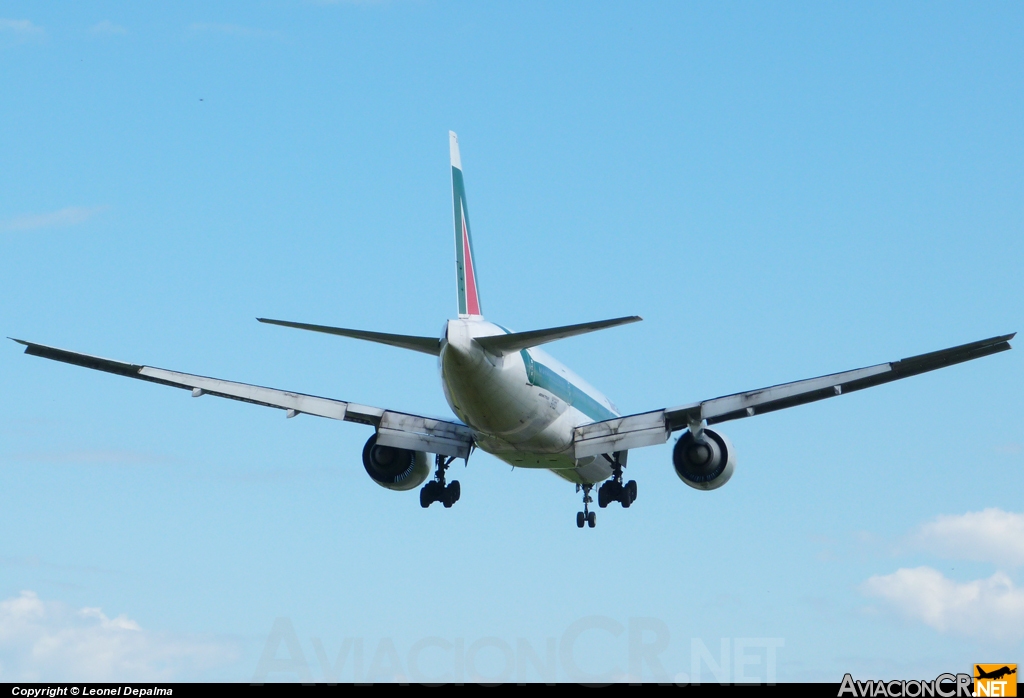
[0,18,44,44]
[90,20,127,36]
[912,508,1024,568]
[0,206,108,233]
[0,591,238,681]
[188,22,279,39]
[862,567,1024,641]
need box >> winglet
[449,130,462,170]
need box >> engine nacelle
[672,428,736,491]
[361,434,431,491]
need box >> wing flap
[573,409,668,459]
[377,411,473,458]
[376,411,471,458]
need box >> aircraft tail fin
[451,131,482,318]
[257,318,440,355]
[475,316,642,356]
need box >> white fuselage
[439,318,618,484]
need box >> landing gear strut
[420,454,461,508]
[576,484,596,528]
[597,459,637,509]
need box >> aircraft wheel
[597,484,609,508]
[419,483,435,508]
[576,511,585,528]
[627,480,637,503]
[587,511,597,528]
[448,480,461,504]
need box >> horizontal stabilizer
[475,316,642,356]
[257,318,441,356]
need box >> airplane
[11,132,1015,528]
[975,666,1016,681]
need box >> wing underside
[13,339,474,459]
[573,333,1014,458]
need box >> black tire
[587,511,597,528]
[627,480,637,503]
[597,484,609,508]
[419,484,433,508]
[576,511,585,528]
[448,480,461,504]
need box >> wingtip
[449,131,462,170]
[8,337,28,346]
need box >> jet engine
[361,434,431,491]
[672,428,736,491]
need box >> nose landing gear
[576,484,597,528]
[420,454,461,508]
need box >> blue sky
[0,1,1021,683]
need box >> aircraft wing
[573,333,1014,458]
[12,339,475,459]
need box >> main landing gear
[420,454,461,508]
[597,460,637,509]
[576,484,596,528]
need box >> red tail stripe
[462,216,479,315]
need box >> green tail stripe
[521,350,618,422]
[452,165,481,316]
